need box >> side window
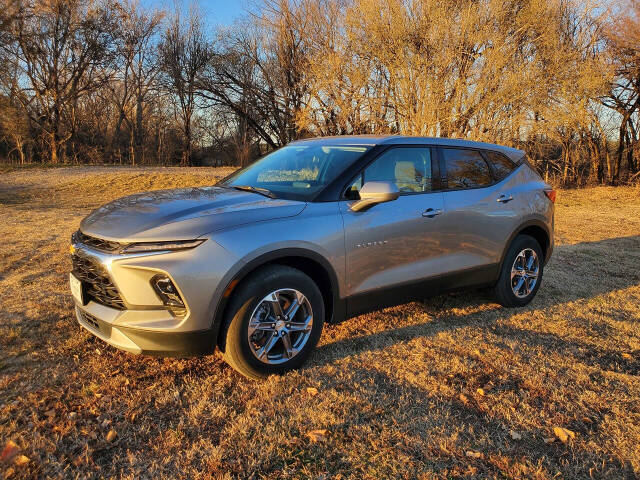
[485,151,516,181]
[442,148,492,189]
[345,174,363,200]
[363,147,432,194]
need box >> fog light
[151,275,185,308]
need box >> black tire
[220,265,324,380]
[493,234,544,307]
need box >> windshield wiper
[229,185,277,199]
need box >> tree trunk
[182,119,191,166]
[50,131,59,164]
[50,101,64,163]
[135,93,144,165]
[562,147,570,185]
[589,139,600,184]
[614,118,629,183]
[130,129,136,166]
[602,140,610,184]
[606,148,614,184]
[12,137,26,165]
[625,130,635,179]
[113,110,126,157]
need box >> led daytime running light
[122,239,205,254]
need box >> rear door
[437,147,522,271]
[340,146,447,299]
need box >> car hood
[80,186,306,242]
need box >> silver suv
[70,136,555,379]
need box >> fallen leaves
[106,430,117,442]
[306,429,329,443]
[13,455,29,466]
[1,441,29,469]
[552,427,576,443]
[0,441,20,463]
[509,430,522,441]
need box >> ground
[0,167,639,479]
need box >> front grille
[72,230,124,253]
[72,254,126,310]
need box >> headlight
[121,239,205,254]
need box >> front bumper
[75,306,215,356]
[71,236,239,356]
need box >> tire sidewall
[224,267,324,377]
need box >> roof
[290,135,525,162]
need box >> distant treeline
[0,0,638,186]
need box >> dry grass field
[0,167,639,479]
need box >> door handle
[497,194,514,203]
[422,208,443,218]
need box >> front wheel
[493,234,544,307]
[220,265,324,380]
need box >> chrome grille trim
[72,230,124,253]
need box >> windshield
[219,144,371,201]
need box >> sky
[141,0,251,27]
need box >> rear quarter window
[442,148,492,189]
[485,151,517,181]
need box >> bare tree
[0,0,627,185]
[0,0,17,45]
[158,4,210,166]
[602,0,640,183]
[5,0,116,163]
[107,0,163,164]
[0,96,31,164]
[197,0,314,164]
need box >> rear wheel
[493,234,544,307]
[220,265,324,379]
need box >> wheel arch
[499,220,552,274]
[212,248,344,350]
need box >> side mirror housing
[350,181,400,211]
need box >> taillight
[544,189,557,203]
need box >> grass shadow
[313,235,640,366]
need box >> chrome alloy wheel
[511,248,539,298]
[247,289,313,364]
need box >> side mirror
[350,181,400,212]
